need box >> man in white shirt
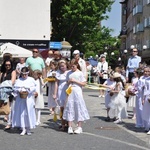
[73,50,87,79]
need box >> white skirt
[128,95,136,108]
[63,86,90,122]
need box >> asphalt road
[0,88,150,150]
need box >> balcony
[147,0,150,5]
[120,29,127,38]
[133,23,144,34]
[133,5,143,16]
[137,23,144,32]
[144,17,150,28]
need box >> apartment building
[120,0,150,64]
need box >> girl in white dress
[63,59,90,134]
[108,72,127,124]
[33,70,44,126]
[128,70,138,119]
[56,60,68,130]
[142,68,150,134]
[47,60,58,115]
[102,72,116,121]
[12,67,36,136]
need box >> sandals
[4,125,11,130]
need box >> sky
[102,1,121,37]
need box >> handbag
[54,100,60,115]
[0,102,10,115]
[102,73,108,79]
[66,85,72,95]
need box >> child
[142,67,150,134]
[128,69,139,119]
[56,60,69,130]
[108,72,127,124]
[63,59,90,134]
[47,60,58,115]
[101,71,116,121]
[135,67,148,128]
[33,70,44,126]
[12,67,36,136]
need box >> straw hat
[113,72,121,78]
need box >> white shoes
[147,131,150,135]
[36,121,41,126]
[74,127,83,134]
[114,119,122,124]
[98,95,105,98]
[68,127,74,134]
[20,129,26,136]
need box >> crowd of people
[0,48,89,135]
[0,47,150,136]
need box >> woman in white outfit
[12,67,36,136]
[63,59,90,134]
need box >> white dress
[56,70,68,107]
[104,79,116,108]
[142,77,150,129]
[47,70,57,108]
[108,82,127,119]
[63,70,90,122]
[12,76,36,129]
[35,79,44,109]
[128,77,138,108]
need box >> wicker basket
[19,91,28,99]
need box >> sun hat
[113,72,121,78]
[73,50,80,55]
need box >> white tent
[0,42,32,58]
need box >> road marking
[83,132,149,150]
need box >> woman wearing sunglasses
[0,59,16,130]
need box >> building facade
[120,0,150,64]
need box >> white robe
[12,76,36,129]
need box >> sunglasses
[5,64,11,66]
[33,51,38,53]
[132,51,138,52]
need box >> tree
[51,0,114,50]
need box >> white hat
[113,72,121,78]
[73,50,80,54]
[100,54,106,58]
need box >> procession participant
[126,48,141,83]
[142,67,150,134]
[47,60,58,115]
[32,70,44,126]
[108,72,127,124]
[0,59,16,130]
[56,60,69,131]
[102,71,116,122]
[63,59,90,134]
[12,67,36,136]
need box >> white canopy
[0,42,32,58]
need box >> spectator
[16,57,26,78]
[25,49,46,78]
[126,48,141,83]
[72,50,87,79]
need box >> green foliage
[51,0,113,48]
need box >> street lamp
[143,45,147,50]
[104,52,107,56]
[124,49,128,54]
[130,45,135,49]
[111,52,115,56]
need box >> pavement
[0,88,150,150]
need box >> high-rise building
[120,0,150,64]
